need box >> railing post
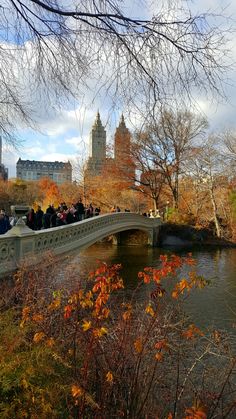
[6,217,36,265]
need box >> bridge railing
[0,213,161,277]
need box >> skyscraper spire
[120,113,125,125]
[86,112,106,176]
[93,110,102,127]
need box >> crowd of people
[0,201,161,235]
[25,200,101,231]
[0,200,102,234]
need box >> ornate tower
[114,114,131,162]
[114,114,135,183]
[86,112,106,176]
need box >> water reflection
[65,244,236,332]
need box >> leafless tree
[0,0,232,144]
[131,137,166,212]
[133,110,207,208]
[186,135,228,238]
[221,131,236,175]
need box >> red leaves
[185,402,207,418]
[90,263,124,316]
[64,305,73,319]
[182,324,204,340]
[138,254,198,301]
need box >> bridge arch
[0,213,161,277]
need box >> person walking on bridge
[0,210,12,234]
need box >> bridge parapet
[0,213,161,277]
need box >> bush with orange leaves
[0,253,236,418]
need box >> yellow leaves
[79,291,94,309]
[122,303,132,321]
[46,337,55,347]
[33,332,45,343]
[145,304,155,317]
[21,378,29,389]
[71,384,83,398]
[106,371,113,383]
[172,273,207,300]
[22,306,30,319]
[82,320,92,332]
[20,306,30,327]
[93,327,108,338]
[48,298,61,310]
[101,307,110,319]
[32,313,44,322]
[182,324,204,340]
[123,310,132,321]
[171,278,190,299]
[171,290,178,299]
[71,385,100,410]
[155,352,163,362]
[134,338,143,353]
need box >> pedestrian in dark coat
[26,208,36,230]
[42,212,51,229]
[66,209,75,224]
[0,210,11,234]
[35,205,44,230]
[75,199,85,221]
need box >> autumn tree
[58,182,82,206]
[133,110,207,209]
[0,1,231,144]
[132,140,166,212]
[37,177,62,209]
[221,130,236,178]
[185,136,229,238]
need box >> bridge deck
[0,213,161,277]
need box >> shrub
[0,254,236,418]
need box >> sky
[2,0,236,179]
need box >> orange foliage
[16,255,232,418]
[185,402,207,419]
[38,177,62,208]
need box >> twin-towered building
[85,112,134,180]
[16,112,134,184]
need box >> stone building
[16,159,72,184]
[85,112,135,182]
[113,114,135,182]
[85,111,107,176]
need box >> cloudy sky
[2,0,236,179]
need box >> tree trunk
[210,186,221,238]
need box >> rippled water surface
[67,244,236,332]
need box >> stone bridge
[0,212,161,277]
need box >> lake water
[67,243,236,333]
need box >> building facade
[85,112,135,182]
[86,112,107,176]
[16,159,72,184]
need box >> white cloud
[40,153,73,162]
[1,0,236,179]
